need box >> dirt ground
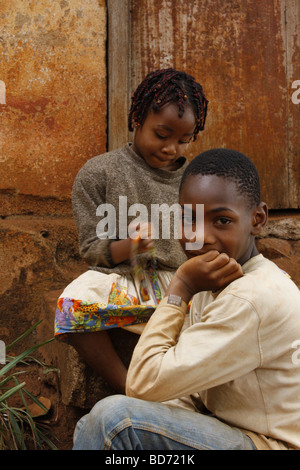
[7,361,86,450]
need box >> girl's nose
[162,142,177,156]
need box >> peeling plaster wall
[0,1,107,343]
[0,0,107,201]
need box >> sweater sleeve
[126,294,261,402]
[72,162,115,268]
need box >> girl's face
[132,102,196,170]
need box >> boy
[73,148,300,450]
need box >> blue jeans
[73,395,256,450]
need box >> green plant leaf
[0,382,25,403]
[5,320,43,352]
[0,338,54,378]
[0,321,58,450]
[7,409,26,449]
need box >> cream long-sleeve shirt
[126,254,300,450]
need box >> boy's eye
[215,217,232,226]
[182,215,195,225]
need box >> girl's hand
[167,251,243,304]
[109,222,154,265]
[129,222,155,254]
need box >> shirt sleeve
[72,164,115,268]
[126,294,262,402]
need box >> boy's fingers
[216,260,243,286]
[210,252,230,268]
[222,271,243,288]
[198,250,220,261]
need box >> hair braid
[128,68,208,140]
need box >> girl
[55,68,208,393]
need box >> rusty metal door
[108,0,299,209]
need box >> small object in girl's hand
[130,234,151,301]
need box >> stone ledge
[260,213,300,240]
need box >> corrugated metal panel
[129,0,299,209]
[286,0,300,208]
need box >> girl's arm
[109,238,131,265]
[73,160,154,267]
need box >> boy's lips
[186,250,207,258]
[185,249,218,258]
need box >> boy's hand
[167,251,243,304]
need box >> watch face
[167,294,182,306]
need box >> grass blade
[5,320,43,352]
[0,338,54,378]
[0,382,25,403]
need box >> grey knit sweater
[72,143,188,275]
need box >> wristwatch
[167,294,183,307]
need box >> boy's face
[179,174,264,266]
[132,103,196,170]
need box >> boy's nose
[203,228,216,245]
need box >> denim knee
[73,395,130,450]
[86,394,127,429]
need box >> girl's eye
[155,133,190,144]
[156,133,168,140]
[179,137,192,145]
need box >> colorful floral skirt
[54,269,174,342]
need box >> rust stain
[7,96,51,114]
[130,0,294,209]
[44,116,55,130]
[1,0,107,199]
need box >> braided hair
[180,148,261,209]
[128,68,208,140]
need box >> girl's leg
[68,331,127,394]
[73,395,256,450]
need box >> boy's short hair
[180,148,261,208]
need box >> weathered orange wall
[0,1,107,344]
[0,0,107,200]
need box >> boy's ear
[251,202,268,236]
